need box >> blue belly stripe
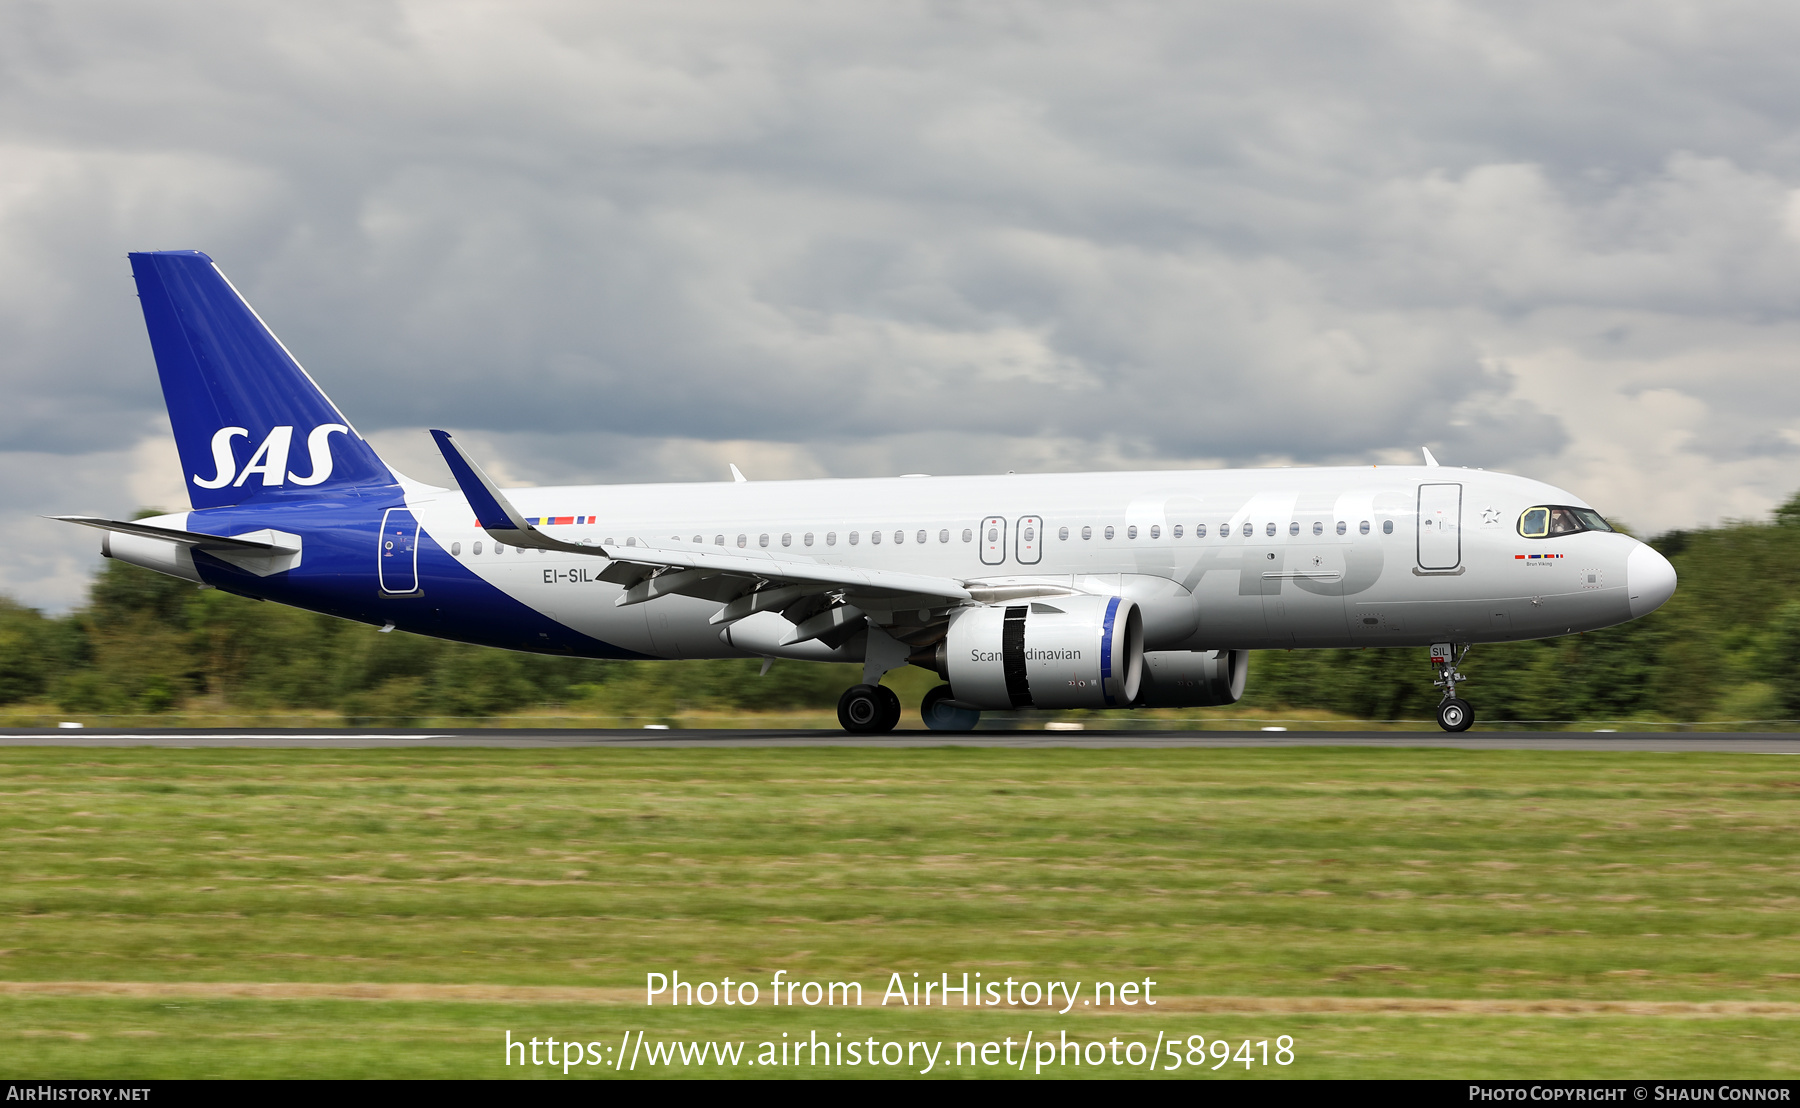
[1100,595,1120,707]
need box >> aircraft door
[378,507,420,593]
[1417,483,1462,570]
[980,516,1006,565]
[1016,516,1042,565]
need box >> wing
[431,430,974,645]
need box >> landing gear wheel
[1429,642,1474,733]
[875,685,902,732]
[837,684,896,734]
[921,685,980,732]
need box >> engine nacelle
[1132,649,1248,708]
[944,595,1143,710]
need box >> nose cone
[1627,542,1677,618]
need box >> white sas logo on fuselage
[192,424,349,489]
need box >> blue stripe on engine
[1100,595,1120,707]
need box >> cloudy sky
[5,1,1800,609]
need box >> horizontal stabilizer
[49,515,295,552]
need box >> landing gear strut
[1431,641,1473,732]
[837,683,901,734]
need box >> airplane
[54,250,1678,733]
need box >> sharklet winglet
[429,430,610,557]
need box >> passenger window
[1242,522,1253,537]
[988,527,999,542]
[451,541,461,555]
[1127,525,1137,539]
[849,531,859,545]
[1197,523,1207,538]
[827,532,837,546]
[715,535,725,546]
[1105,525,1115,539]
[893,530,903,544]
[1266,522,1276,537]
[1336,521,1346,536]
[1082,526,1092,540]
[759,534,770,548]
[918,530,927,544]
[872,530,882,544]
[805,533,814,546]
[738,534,747,547]
[1383,520,1394,535]
[1289,522,1299,536]
[1058,526,1069,541]
[497,543,507,552]
[939,529,949,543]
[1173,524,1183,538]
[1359,521,1369,535]
[782,533,791,547]
[691,535,701,544]
[1150,524,1161,539]
[473,541,483,555]
[1024,526,1035,542]
[962,528,972,542]
[1312,521,1322,536]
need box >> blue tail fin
[129,250,394,509]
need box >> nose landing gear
[1431,641,1474,732]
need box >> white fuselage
[400,463,1668,661]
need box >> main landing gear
[836,626,983,734]
[921,685,981,732]
[837,683,901,734]
[1431,641,1474,732]
[836,684,984,733]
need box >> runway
[2,727,1797,752]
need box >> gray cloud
[4,1,1800,608]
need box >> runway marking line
[1,982,1797,1017]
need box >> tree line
[3,493,1798,724]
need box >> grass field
[3,745,1798,1078]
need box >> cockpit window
[1519,505,1613,538]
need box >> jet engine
[942,595,1143,710]
[1132,649,1247,708]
